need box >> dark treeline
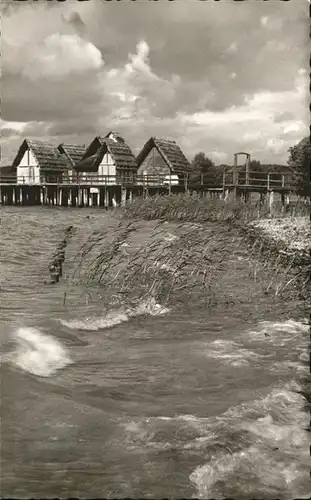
[189,153,292,186]
[190,136,310,194]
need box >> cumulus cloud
[1,0,309,164]
[178,73,308,162]
[22,34,103,80]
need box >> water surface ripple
[0,207,309,499]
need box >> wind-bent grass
[71,220,230,309]
[67,193,309,313]
[118,193,310,306]
[120,192,309,223]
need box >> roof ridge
[153,137,177,144]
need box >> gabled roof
[80,136,106,161]
[58,143,86,166]
[136,137,191,173]
[12,139,69,171]
[76,135,137,172]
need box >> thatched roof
[58,143,86,166]
[76,135,137,172]
[12,139,69,171]
[136,137,191,173]
[80,136,106,161]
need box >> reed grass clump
[120,193,309,224]
[71,220,230,309]
[69,213,309,313]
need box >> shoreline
[245,217,310,261]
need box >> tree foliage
[190,152,219,184]
[188,149,304,189]
[288,136,311,195]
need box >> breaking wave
[59,297,171,331]
[8,327,72,377]
[240,319,309,346]
[120,317,309,498]
[201,339,268,367]
[121,380,309,499]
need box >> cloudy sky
[1,0,309,166]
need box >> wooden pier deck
[0,172,300,208]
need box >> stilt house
[12,139,70,184]
[136,137,191,185]
[57,143,87,182]
[74,132,138,185]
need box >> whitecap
[242,319,309,346]
[10,326,72,377]
[202,339,264,366]
[59,297,170,331]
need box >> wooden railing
[0,171,297,190]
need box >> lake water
[0,206,309,499]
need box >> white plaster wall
[16,149,40,184]
[98,153,116,185]
[79,153,116,185]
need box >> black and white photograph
[0,0,310,498]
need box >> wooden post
[44,187,48,205]
[121,187,126,206]
[267,173,270,190]
[268,190,274,213]
[233,154,237,201]
[245,154,250,186]
[222,170,226,198]
[286,193,290,207]
[281,174,285,188]
[200,173,203,186]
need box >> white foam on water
[59,297,170,331]
[60,310,130,331]
[10,327,72,377]
[241,319,309,347]
[135,297,171,317]
[189,381,310,499]
[202,339,266,367]
[269,360,309,377]
[121,378,309,497]
[189,444,309,499]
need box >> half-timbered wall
[79,153,116,185]
[16,149,40,184]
